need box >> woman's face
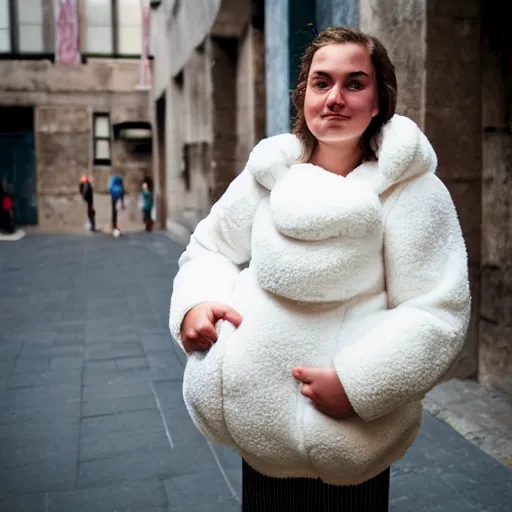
[304,43,379,147]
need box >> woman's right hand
[180,302,243,353]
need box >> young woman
[169,27,470,511]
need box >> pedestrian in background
[79,175,95,231]
[108,174,125,237]
[169,26,470,511]
[140,180,154,232]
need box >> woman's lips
[321,114,350,120]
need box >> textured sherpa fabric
[169,114,471,485]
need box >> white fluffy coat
[169,115,471,485]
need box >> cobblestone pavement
[1,233,511,512]
[425,379,512,469]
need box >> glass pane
[0,28,9,51]
[95,140,111,161]
[86,26,113,53]
[18,24,43,53]
[118,25,141,55]
[0,0,9,29]
[85,0,112,26]
[17,0,43,24]
[118,0,141,25]
[94,115,110,138]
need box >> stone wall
[253,27,267,144]
[360,0,482,380]
[0,59,152,232]
[152,0,264,240]
[425,0,481,378]
[479,2,512,395]
[211,36,238,202]
[360,0,426,124]
[237,27,255,172]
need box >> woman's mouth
[322,114,350,120]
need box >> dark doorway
[0,107,37,225]
[156,94,167,229]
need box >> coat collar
[246,115,437,195]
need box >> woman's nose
[326,84,345,110]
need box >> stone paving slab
[0,233,511,511]
[425,378,512,468]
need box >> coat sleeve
[169,168,266,350]
[333,173,471,422]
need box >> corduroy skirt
[242,460,390,512]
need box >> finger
[300,384,314,400]
[211,304,243,327]
[292,367,314,384]
[197,322,218,341]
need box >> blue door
[0,131,38,225]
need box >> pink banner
[138,2,152,88]
[53,0,81,66]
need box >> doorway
[156,94,167,229]
[0,107,37,225]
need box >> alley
[1,233,511,511]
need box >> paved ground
[424,379,512,469]
[1,233,511,512]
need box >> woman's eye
[314,81,329,89]
[347,81,364,90]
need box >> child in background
[140,181,154,232]
[79,175,95,231]
[108,174,125,237]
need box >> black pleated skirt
[242,460,390,512]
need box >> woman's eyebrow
[311,71,331,78]
[311,70,370,78]
[348,71,369,78]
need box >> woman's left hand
[292,367,355,419]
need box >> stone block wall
[360,0,426,125]
[253,28,267,144]
[211,36,238,203]
[361,0,482,380]
[0,59,152,232]
[424,0,481,378]
[237,26,255,172]
[151,0,264,239]
[479,1,512,395]
[236,25,266,171]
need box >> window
[0,0,46,54]
[84,0,143,56]
[85,0,113,54]
[17,0,43,53]
[117,0,141,55]
[0,0,9,52]
[93,113,112,166]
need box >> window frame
[83,0,143,59]
[0,0,150,60]
[0,0,47,57]
[92,112,112,167]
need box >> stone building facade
[266,0,512,398]
[150,0,265,241]
[0,0,152,232]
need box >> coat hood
[246,115,437,195]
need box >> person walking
[140,180,154,232]
[169,26,471,511]
[108,174,125,237]
[79,175,95,231]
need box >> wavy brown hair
[292,27,397,163]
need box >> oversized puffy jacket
[169,115,471,485]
